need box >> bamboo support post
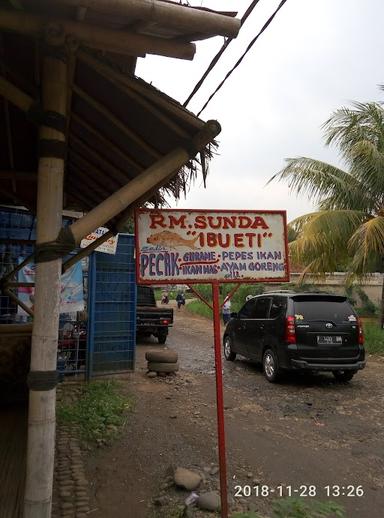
[0,74,34,112]
[1,253,34,283]
[24,52,67,518]
[62,230,114,273]
[56,0,241,38]
[4,288,34,317]
[68,120,221,244]
[0,10,196,60]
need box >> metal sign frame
[134,208,290,518]
[135,208,290,285]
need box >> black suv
[223,291,366,382]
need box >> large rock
[198,491,221,512]
[174,467,202,491]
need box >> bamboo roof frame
[46,0,240,39]
[0,23,226,515]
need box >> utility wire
[183,0,262,108]
[196,0,288,117]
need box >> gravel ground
[84,302,384,518]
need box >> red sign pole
[212,281,228,518]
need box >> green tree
[269,91,384,325]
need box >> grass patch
[231,497,345,517]
[57,380,133,444]
[363,322,384,354]
[186,299,213,319]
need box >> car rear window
[293,296,356,323]
[137,286,156,306]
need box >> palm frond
[288,210,367,274]
[348,216,384,273]
[347,140,384,196]
[322,102,384,157]
[268,157,369,206]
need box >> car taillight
[357,317,364,345]
[161,319,169,325]
[285,315,296,344]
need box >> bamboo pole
[77,49,203,130]
[71,114,143,171]
[4,288,34,317]
[62,158,197,272]
[69,155,123,198]
[72,84,161,159]
[62,230,114,273]
[0,74,34,112]
[24,53,67,518]
[0,10,196,60]
[0,170,37,180]
[70,134,133,185]
[68,120,220,244]
[78,51,190,139]
[53,0,241,39]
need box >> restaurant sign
[80,226,118,255]
[135,209,289,284]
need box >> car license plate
[317,335,342,345]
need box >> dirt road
[87,304,384,518]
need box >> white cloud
[136,0,383,221]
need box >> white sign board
[80,227,118,255]
[135,209,289,284]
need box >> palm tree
[269,94,384,324]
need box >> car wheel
[223,336,236,361]
[263,348,281,382]
[157,332,167,344]
[333,370,356,382]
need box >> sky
[136,0,383,222]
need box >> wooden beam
[78,51,190,139]
[4,288,34,317]
[78,49,203,130]
[53,0,241,39]
[0,9,196,60]
[0,171,37,180]
[62,229,114,273]
[70,133,134,185]
[76,6,88,22]
[0,185,34,211]
[69,146,124,191]
[66,186,94,210]
[68,119,221,243]
[72,83,161,159]
[0,74,34,112]
[71,113,143,171]
[68,161,112,201]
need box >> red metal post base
[212,281,228,518]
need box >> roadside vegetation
[231,497,345,517]
[186,281,384,355]
[185,283,265,318]
[57,380,133,444]
[363,322,384,354]
[269,88,384,326]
